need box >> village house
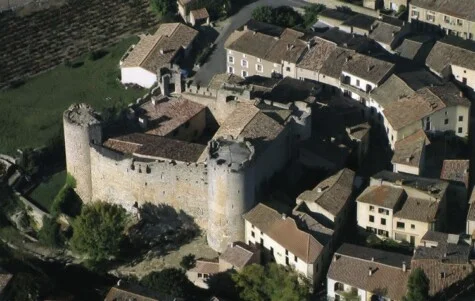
[225,24,308,79]
[440,159,470,209]
[426,37,475,90]
[413,231,475,299]
[296,168,358,241]
[120,23,198,88]
[327,243,411,301]
[243,203,334,288]
[384,0,407,11]
[409,0,475,41]
[466,189,475,241]
[104,283,180,301]
[391,129,429,176]
[357,171,448,245]
[382,82,470,148]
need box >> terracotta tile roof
[368,20,402,46]
[396,37,426,60]
[440,160,469,186]
[297,168,355,217]
[243,203,324,263]
[391,129,429,168]
[357,185,405,209]
[370,74,415,108]
[212,103,284,155]
[103,133,206,162]
[191,8,209,20]
[411,0,475,21]
[328,244,410,300]
[137,96,206,137]
[189,259,220,275]
[371,170,449,200]
[297,37,337,72]
[426,38,475,74]
[105,285,176,301]
[226,28,307,64]
[394,197,440,223]
[122,23,198,72]
[219,242,258,269]
[342,53,395,85]
[207,73,244,91]
[320,47,355,79]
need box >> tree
[3,272,52,301]
[232,263,309,301]
[252,6,273,23]
[150,0,177,17]
[38,216,64,248]
[141,268,196,298]
[403,267,430,301]
[180,254,196,270]
[303,4,326,28]
[70,202,128,262]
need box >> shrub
[180,254,196,270]
[38,216,64,248]
[88,49,109,61]
[141,268,196,298]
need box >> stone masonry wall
[89,145,209,227]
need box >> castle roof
[103,133,206,163]
[137,95,206,137]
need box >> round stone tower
[207,137,256,252]
[63,103,102,203]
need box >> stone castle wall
[89,145,209,227]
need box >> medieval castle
[63,73,313,252]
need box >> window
[459,116,464,122]
[426,11,435,22]
[198,273,202,278]
[369,215,375,223]
[411,9,419,18]
[228,66,234,74]
[256,64,263,72]
[251,231,255,238]
[381,218,386,226]
[184,121,190,129]
[457,19,463,26]
[228,56,234,64]
[397,222,405,229]
[378,208,389,215]
[444,118,449,125]
[356,79,360,87]
[458,127,463,134]
[369,205,374,211]
[242,70,248,77]
[294,255,298,262]
[286,66,291,72]
[378,229,389,237]
[241,59,248,68]
[444,15,450,23]
[411,224,415,230]
[285,249,288,256]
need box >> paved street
[193,0,308,85]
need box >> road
[193,0,308,85]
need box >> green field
[0,36,145,155]
[29,170,67,212]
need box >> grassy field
[29,170,67,212]
[0,36,145,155]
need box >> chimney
[333,254,340,262]
[244,25,248,31]
[282,213,287,220]
[160,49,164,54]
[117,279,122,287]
[460,91,464,97]
[402,261,407,272]
[368,267,373,276]
[371,257,374,261]
[317,187,323,193]
[392,32,396,37]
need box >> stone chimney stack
[402,261,407,272]
[368,267,373,276]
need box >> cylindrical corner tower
[207,137,256,252]
[63,103,102,203]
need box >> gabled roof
[189,259,220,275]
[341,14,377,30]
[342,53,394,85]
[191,8,209,20]
[219,242,258,269]
[319,47,355,79]
[296,37,337,72]
[328,244,410,301]
[357,185,405,209]
[440,159,469,186]
[426,38,475,74]
[225,28,307,64]
[411,0,475,21]
[391,129,429,168]
[243,203,325,263]
[368,20,402,46]
[297,168,355,217]
[370,74,415,109]
[394,197,440,223]
[122,23,198,72]
[105,285,176,301]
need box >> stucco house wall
[226,49,281,78]
[121,67,157,89]
[357,201,394,238]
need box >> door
[410,236,415,245]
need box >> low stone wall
[15,192,51,229]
